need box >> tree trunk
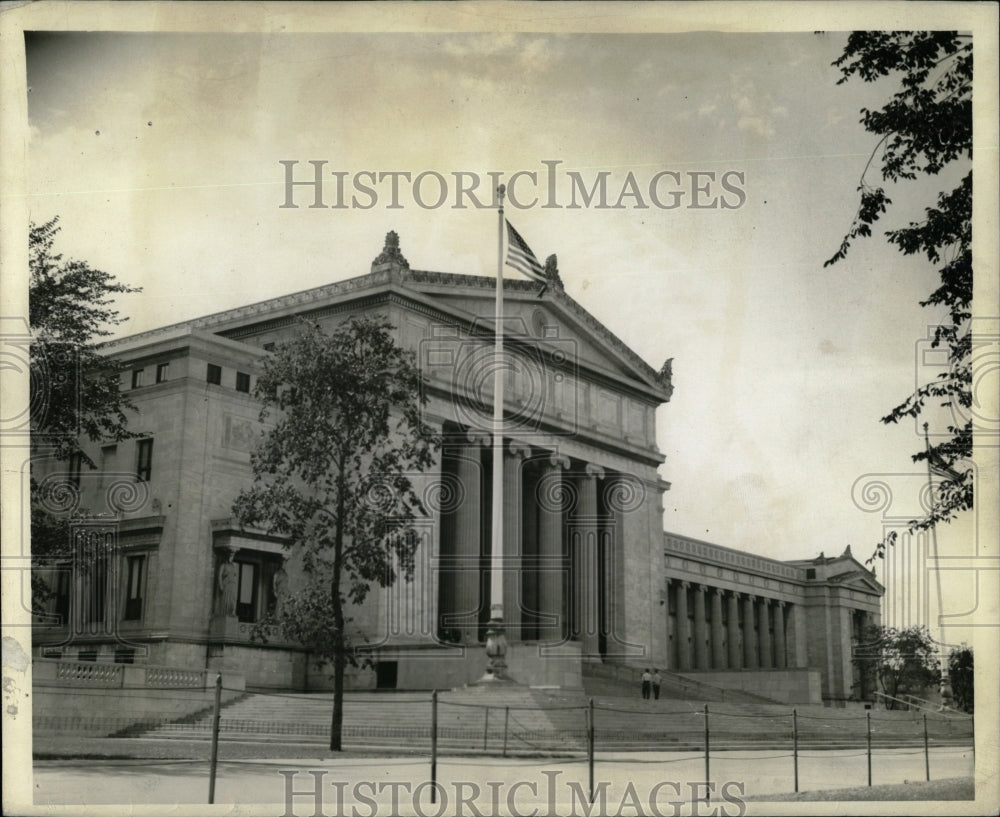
[330,475,347,751]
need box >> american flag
[504,220,546,285]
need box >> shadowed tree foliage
[824,32,973,562]
[947,645,973,713]
[233,316,439,751]
[29,217,141,608]
[854,625,942,710]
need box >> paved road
[29,747,974,814]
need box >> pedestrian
[652,669,662,700]
[641,668,652,700]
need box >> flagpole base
[474,617,514,684]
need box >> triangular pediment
[827,569,884,595]
[400,270,671,401]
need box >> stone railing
[38,659,211,690]
[55,660,123,687]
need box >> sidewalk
[32,746,975,812]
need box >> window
[68,451,83,488]
[131,368,145,389]
[206,363,222,385]
[123,554,145,620]
[263,342,275,352]
[236,561,258,623]
[235,371,251,393]
[156,362,169,383]
[78,649,98,662]
[115,648,136,664]
[136,439,153,482]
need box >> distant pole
[792,709,799,793]
[208,673,222,804]
[923,713,930,781]
[431,691,438,804]
[866,711,872,787]
[588,698,595,804]
[704,704,710,784]
[503,706,510,758]
[483,706,490,752]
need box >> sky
[9,8,995,645]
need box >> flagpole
[483,184,508,680]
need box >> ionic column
[538,453,569,642]
[503,442,531,642]
[711,588,726,669]
[453,431,486,643]
[574,463,604,659]
[693,584,708,670]
[727,592,742,669]
[743,594,758,669]
[676,581,691,670]
[774,601,787,669]
[758,598,772,669]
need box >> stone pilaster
[711,588,726,669]
[758,597,772,669]
[676,581,691,670]
[538,452,569,643]
[774,601,787,669]
[727,591,742,669]
[743,594,758,669]
[573,463,604,659]
[503,441,531,642]
[452,431,486,642]
[693,584,708,670]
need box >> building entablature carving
[211,518,290,557]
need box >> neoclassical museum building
[32,233,882,706]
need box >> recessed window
[263,342,275,352]
[131,369,145,389]
[236,561,258,623]
[236,371,251,393]
[136,439,153,482]
[206,364,222,385]
[123,554,145,621]
[155,362,169,383]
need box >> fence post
[866,711,872,787]
[588,698,595,804]
[503,706,510,759]
[704,704,710,784]
[792,708,799,793]
[431,690,438,804]
[923,713,930,781]
[208,673,222,804]
[483,706,490,752]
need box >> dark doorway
[375,661,398,689]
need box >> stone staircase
[582,660,777,704]
[132,685,972,753]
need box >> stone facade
[32,233,881,705]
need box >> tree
[854,625,942,709]
[233,316,439,751]
[30,217,141,464]
[29,217,141,607]
[947,645,974,713]
[824,32,973,562]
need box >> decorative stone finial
[544,254,564,291]
[657,357,674,399]
[371,230,410,274]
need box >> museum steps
[580,662,777,704]
[131,688,973,753]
